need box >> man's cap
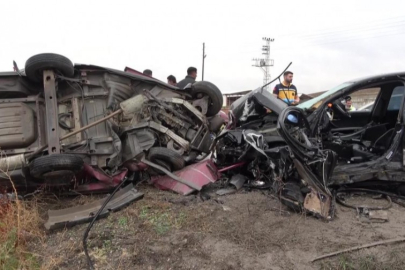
[344,96,352,101]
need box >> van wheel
[25,53,74,83]
[29,154,83,179]
[192,81,223,117]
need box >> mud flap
[44,184,143,230]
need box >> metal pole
[252,38,274,91]
[202,43,206,81]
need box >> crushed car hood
[230,87,287,119]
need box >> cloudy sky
[1,0,404,94]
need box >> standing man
[273,71,300,105]
[143,69,152,76]
[344,96,356,111]
[177,67,197,89]
[167,75,177,86]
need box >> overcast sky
[1,0,404,94]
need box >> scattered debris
[216,174,247,196]
[230,174,248,190]
[311,237,405,262]
[45,184,144,230]
[303,189,332,219]
[150,159,219,195]
[368,210,389,223]
[216,188,237,196]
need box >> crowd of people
[140,67,356,112]
[141,67,198,88]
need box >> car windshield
[298,82,353,110]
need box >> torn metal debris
[151,159,219,195]
[45,184,143,230]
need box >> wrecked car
[0,53,224,193]
[215,72,405,219]
[277,73,405,216]
[214,87,287,189]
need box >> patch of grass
[0,229,20,269]
[150,212,171,235]
[138,206,189,235]
[139,206,150,219]
[91,247,108,265]
[174,212,187,228]
[103,239,112,250]
[320,252,405,270]
[0,198,43,270]
[337,255,355,270]
[118,216,128,228]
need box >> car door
[384,86,404,127]
[330,87,380,132]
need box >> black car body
[214,88,286,167]
[215,72,405,219]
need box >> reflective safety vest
[273,82,298,105]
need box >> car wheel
[147,147,185,172]
[25,53,74,83]
[29,154,84,179]
[192,81,223,117]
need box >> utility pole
[252,37,274,91]
[202,43,207,81]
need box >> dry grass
[0,168,44,270]
[319,249,405,270]
[0,197,44,269]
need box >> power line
[207,16,405,50]
[201,21,405,57]
[280,25,405,47]
[287,21,405,41]
[273,28,405,51]
[279,16,405,38]
[206,28,403,58]
[201,17,405,58]
[214,26,404,58]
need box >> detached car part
[151,159,219,195]
[45,184,143,230]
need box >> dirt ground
[28,184,405,270]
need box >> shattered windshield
[298,82,353,110]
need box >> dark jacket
[176,75,196,89]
